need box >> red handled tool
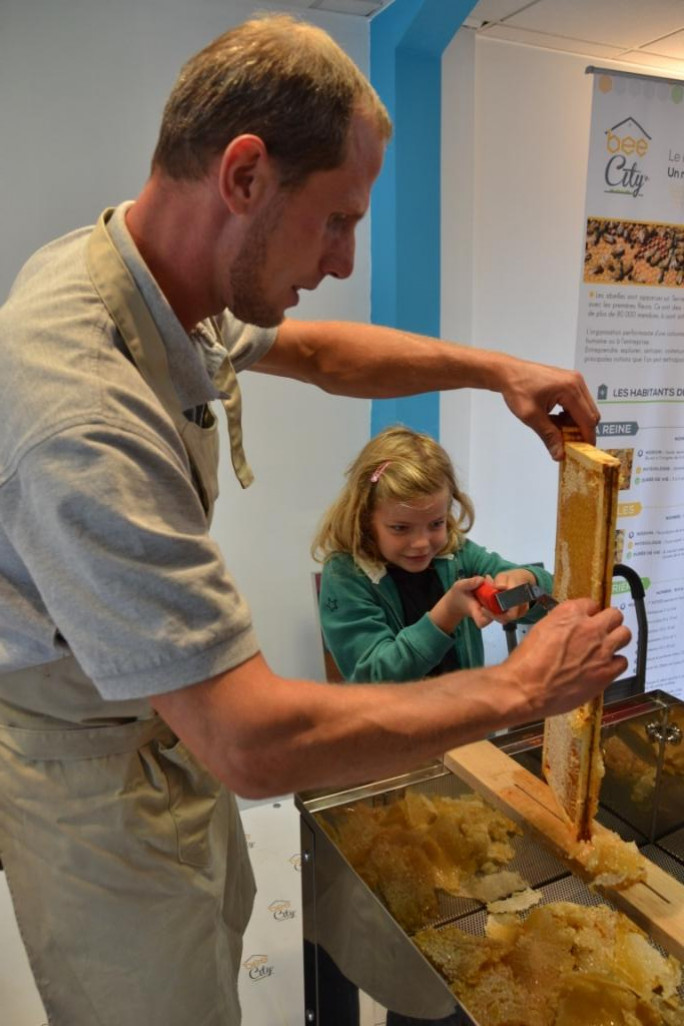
[473,581,505,614]
[474,581,558,614]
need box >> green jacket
[319,541,553,683]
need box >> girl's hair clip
[370,460,391,484]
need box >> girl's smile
[371,488,450,572]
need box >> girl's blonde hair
[311,426,474,565]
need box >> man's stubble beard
[228,193,288,328]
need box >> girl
[311,426,554,1026]
[312,425,553,684]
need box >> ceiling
[280,0,684,79]
[465,0,684,75]
[275,0,394,16]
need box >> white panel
[480,23,626,59]
[467,0,534,26]
[316,0,382,15]
[620,49,684,74]
[504,0,684,51]
[639,28,684,60]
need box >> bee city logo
[268,898,297,921]
[603,117,650,198]
[243,953,275,981]
[289,853,302,872]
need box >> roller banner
[576,69,684,701]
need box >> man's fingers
[590,602,624,624]
[535,419,564,462]
[532,396,599,461]
[558,373,600,445]
[564,604,632,672]
[589,603,631,638]
[551,596,601,617]
[604,654,630,684]
[553,600,632,651]
[607,624,632,655]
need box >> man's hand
[500,358,600,460]
[506,598,630,717]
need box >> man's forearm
[255,319,599,458]
[151,601,628,800]
[258,319,506,398]
[152,654,528,800]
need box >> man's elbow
[150,664,308,799]
[208,743,295,801]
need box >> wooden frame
[542,432,621,840]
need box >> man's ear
[217,135,274,214]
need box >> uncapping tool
[474,581,559,615]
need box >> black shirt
[386,562,460,677]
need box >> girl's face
[370,488,450,572]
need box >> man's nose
[323,233,355,280]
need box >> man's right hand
[506,598,631,719]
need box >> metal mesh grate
[317,770,574,931]
[658,826,684,866]
[427,872,684,1003]
[643,841,684,879]
[409,772,571,927]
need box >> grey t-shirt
[0,203,276,701]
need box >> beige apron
[0,210,256,1026]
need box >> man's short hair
[152,14,392,186]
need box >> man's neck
[125,174,225,331]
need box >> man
[0,14,628,1026]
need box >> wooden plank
[543,434,621,840]
[444,740,684,963]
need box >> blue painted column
[370,0,477,439]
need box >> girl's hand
[445,576,495,630]
[489,568,538,622]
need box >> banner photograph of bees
[584,217,684,287]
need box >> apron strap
[86,209,253,491]
[213,352,254,489]
[86,210,186,422]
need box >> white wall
[0,0,375,683]
[441,32,676,580]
